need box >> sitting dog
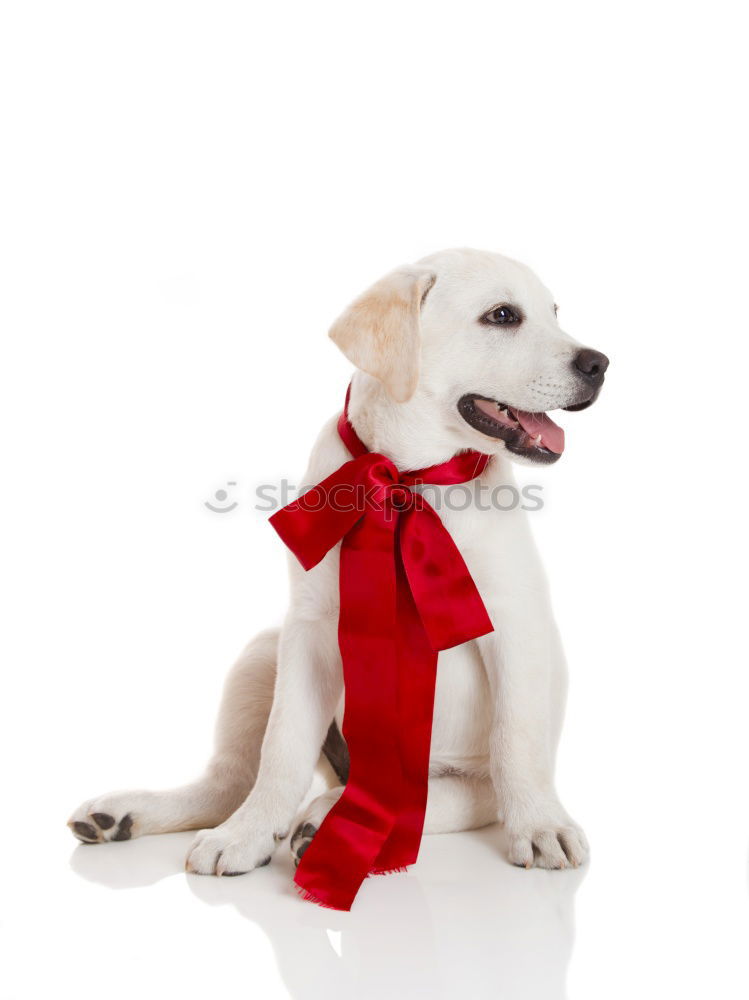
[69,247,608,876]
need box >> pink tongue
[512,409,565,454]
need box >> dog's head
[330,248,608,464]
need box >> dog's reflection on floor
[70,824,584,1000]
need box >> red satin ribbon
[270,388,494,910]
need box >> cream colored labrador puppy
[69,248,609,876]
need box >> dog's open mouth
[457,394,567,464]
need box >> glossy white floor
[5,763,749,1000]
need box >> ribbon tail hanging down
[269,398,494,911]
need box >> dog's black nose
[573,348,609,383]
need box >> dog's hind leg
[423,774,498,833]
[68,628,278,844]
[289,774,497,866]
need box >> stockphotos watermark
[204,479,545,515]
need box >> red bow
[270,389,494,910]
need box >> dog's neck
[346,372,487,472]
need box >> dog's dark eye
[480,305,522,327]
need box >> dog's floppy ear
[328,265,436,403]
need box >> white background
[1,2,748,998]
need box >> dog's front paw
[185,817,279,877]
[67,793,141,844]
[505,804,588,870]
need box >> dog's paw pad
[68,796,140,845]
[111,814,133,841]
[290,821,318,867]
[71,821,100,843]
[90,812,115,830]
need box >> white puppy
[69,248,608,876]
